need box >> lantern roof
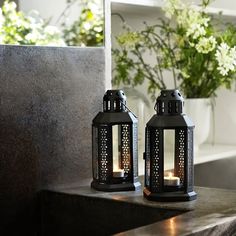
[93,111,137,125]
[147,113,194,128]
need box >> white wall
[199,0,236,9]
[19,0,85,27]
[213,88,236,145]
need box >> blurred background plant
[0,0,103,46]
[112,0,236,99]
[59,0,103,46]
[0,0,65,45]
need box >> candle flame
[168,172,173,178]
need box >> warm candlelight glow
[113,164,119,171]
[164,172,180,186]
[169,217,177,236]
[163,216,178,236]
[113,164,125,177]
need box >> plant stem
[167,31,177,88]
[56,0,78,25]
[134,47,165,89]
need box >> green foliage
[62,0,103,46]
[113,0,236,98]
[0,0,65,46]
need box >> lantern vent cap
[103,90,127,112]
[155,90,184,115]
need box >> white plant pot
[184,98,211,151]
[164,98,211,153]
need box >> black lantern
[91,90,141,191]
[143,90,197,201]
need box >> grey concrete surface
[195,156,236,190]
[0,45,106,234]
[44,178,236,236]
[40,192,183,235]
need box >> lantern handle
[154,103,157,112]
[119,99,138,118]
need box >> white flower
[195,36,217,54]
[83,22,92,31]
[8,11,18,22]
[187,10,201,24]
[215,43,236,76]
[186,23,206,39]
[199,17,210,27]
[162,0,183,19]
[176,8,189,25]
[177,8,209,27]
[44,25,60,35]
[3,1,16,12]
[94,26,103,33]
[173,3,210,39]
[25,30,41,42]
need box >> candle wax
[164,174,180,186]
[113,169,125,178]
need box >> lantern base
[143,188,197,202]
[91,180,141,192]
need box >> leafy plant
[61,0,103,46]
[0,0,65,46]
[113,0,236,98]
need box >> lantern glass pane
[164,129,181,189]
[111,124,132,179]
[164,130,175,175]
[112,125,121,171]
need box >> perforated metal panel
[187,128,194,192]
[150,128,163,192]
[121,124,131,174]
[132,123,138,178]
[98,126,111,182]
[175,129,186,185]
[145,127,150,187]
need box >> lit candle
[113,163,125,178]
[164,172,180,186]
[113,168,125,178]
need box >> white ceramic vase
[184,98,211,151]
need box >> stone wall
[0,45,106,233]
